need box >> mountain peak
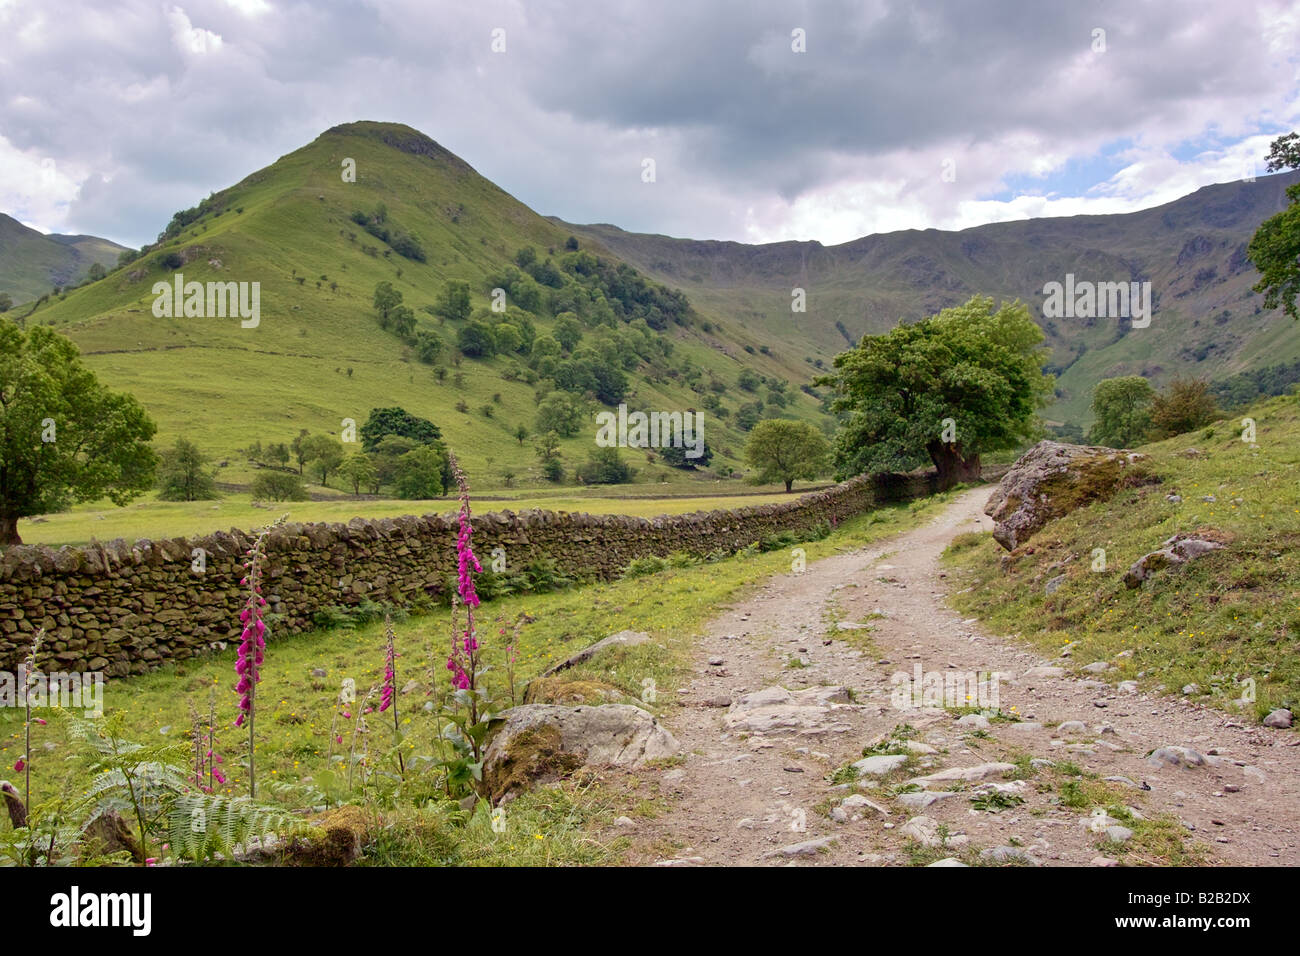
[320,121,472,172]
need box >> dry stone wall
[0,472,944,677]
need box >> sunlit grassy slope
[943,391,1300,717]
[27,121,828,489]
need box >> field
[17,484,813,548]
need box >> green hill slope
[25,122,827,487]
[943,390,1300,717]
[0,214,129,305]
[559,171,1300,428]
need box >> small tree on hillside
[299,434,344,486]
[576,446,633,484]
[266,442,290,469]
[0,324,156,544]
[251,471,308,502]
[744,419,829,492]
[373,281,402,325]
[1088,376,1155,448]
[1149,377,1219,439]
[290,429,310,474]
[156,437,218,501]
[336,452,376,496]
[435,280,472,323]
[659,440,714,469]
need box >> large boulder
[985,441,1152,550]
[483,703,679,802]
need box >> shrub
[251,471,309,501]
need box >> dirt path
[629,487,1300,866]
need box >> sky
[2,0,1298,250]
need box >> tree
[360,407,442,451]
[553,313,583,352]
[0,293,12,313]
[415,330,444,364]
[737,368,761,392]
[266,442,290,468]
[576,446,633,484]
[535,391,586,438]
[1149,376,1219,438]
[251,470,308,502]
[820,296,1052,489]
[1248,132,1300,320]
[435,280,472,323]
[156,437,218,501]
[514,424,529,446]
[735,401,764,431]
[373,281,402,325]
[390,305,416,339]
[336,452,376,496]
[659,440,714,469]
[457,320,496,358]
[299,434,344,486]
[744,419,829,492]
[0,324,156,544]
[535,430,564,482]
[86,262,106,282]
[290,429,310,474]
[1088,376,1155,447]
[395,444,451,498]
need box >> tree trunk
[0,514,21,546]
[785,478,794,492]
[926,441,982,491]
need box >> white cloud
[166,6,223,55]
[0,0,1296,248]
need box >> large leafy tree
[394,444,452,498]
[0,323,156,544]
[1248,132,1300,320]
[820,296,1052,488]
[1088,376,1155,447]
[743,419,829,492]
[360,407,442,452]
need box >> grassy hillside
[0,213,129,305]
[942,391,1300,718]
[561,171,1300,429]
[22,122,829,495]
